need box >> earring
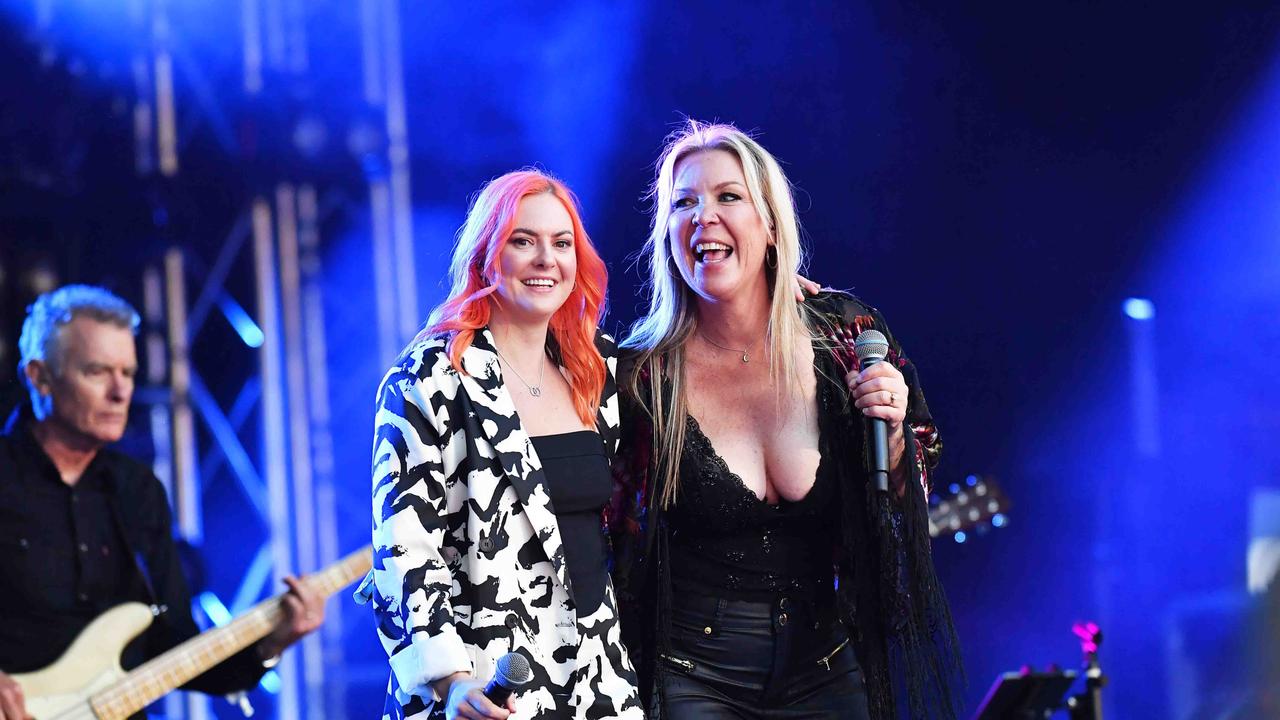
[766,245,778,269]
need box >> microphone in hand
[483,652,531,706]
[854,329,891,494]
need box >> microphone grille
[853,329,889,364]
[494,652,532,686]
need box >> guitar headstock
[928,475,1010,541]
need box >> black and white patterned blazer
[360,327,642,720]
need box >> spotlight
[1123,298,1155,320]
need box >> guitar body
[6,545,371,720]
[13,603,154,720]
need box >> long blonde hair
[622,120,815,508]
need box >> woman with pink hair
[361,169,642,720]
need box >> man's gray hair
[18,284,141,384]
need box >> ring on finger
[889,391,898,407]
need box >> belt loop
[699,596,727,638]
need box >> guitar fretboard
[88,545,371,720]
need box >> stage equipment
[928,475,1009,541]
[971,622,1107,720]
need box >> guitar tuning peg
[233,692,257,717]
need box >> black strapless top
[532,430,611,616]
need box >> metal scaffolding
[19,0,422,717]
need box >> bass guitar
[13,545,371,720]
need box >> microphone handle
[483,678,514,705]
[869,416,890,493]
[860,356,891,494]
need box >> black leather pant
[658,592,870,719]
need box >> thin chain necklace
[494,347,546,397]
[698,330,760,364]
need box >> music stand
[970,670,1078,720]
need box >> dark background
[2,2,1278,718]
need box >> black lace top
[667,414,839,601]
[610,291,965,720]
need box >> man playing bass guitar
[0,285,325,720]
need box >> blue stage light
[1123,297,1155,320]
[992,513,1007,528]
[260,670,282,694]
[196,591,233,626]
[218,295,265,347]
[954,531,967,544]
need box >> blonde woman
[610,122,964,719]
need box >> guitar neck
[88,545,371,720]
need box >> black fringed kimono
[609,290,965,719]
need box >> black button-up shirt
[0,405,266,695]
[0,417,137,670]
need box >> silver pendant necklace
[494,347,546,397]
